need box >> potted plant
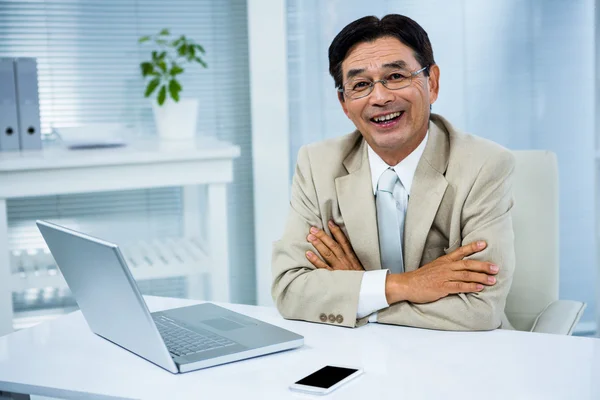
[138,29,207,140]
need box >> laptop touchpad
[202,317,246,331]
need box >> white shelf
[10,237,210,292]
[0,137,240,172]
[0,138,239,336]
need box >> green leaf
[168,79,181,102]
[144,77,161,97]
[195,57,208,68]
[158,51,167,60]
[158,61,167,73]
[159,28,170,36]
[157,85,167,105]
[138,36,151,43]
[188,46,196,60]
[170,65,184,75]
[169,79,182,92]
[178,44,188,57]
[195,44,205,54]
[152,51,158,61]
[172,36,184,47]
[140,62,154,77]
[155,39,168,45]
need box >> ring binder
[14,57,42,151]
[0,58,21,151]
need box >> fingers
[327,221,352,253]
[451,259,499,275]
[306,223,365,271]
[443,281,485,294]
[309,226,347,261]
[305,251,332,270]
[450,270,496,286]
[327,221,362,269]
[307,233,334,261]
[445,241,487,262]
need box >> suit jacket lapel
[335,135,382,271]
[403,116,450,271]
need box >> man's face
[338,36,439,163]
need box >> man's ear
[427,64,440,106]
[338,91,350,118]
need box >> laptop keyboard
[153,315,236,357]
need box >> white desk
[0,139,240,336]
[0,296,598,400]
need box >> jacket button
[336,314,344,324]
[328,314,336,322]
[319,313,327,322]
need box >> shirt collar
[367,131,429,195]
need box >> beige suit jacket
[272,113,515,330]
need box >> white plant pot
[152,98,199,140]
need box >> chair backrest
[505,150,560,331]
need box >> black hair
[328,14,435,90]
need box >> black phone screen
[295,366,359,389]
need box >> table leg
[182,185,205,300]
[207,183,230,302]
[0,199,13,336]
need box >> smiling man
[272,15,515,330]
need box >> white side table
[0,138,240,336]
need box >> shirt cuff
[356,269,390,319]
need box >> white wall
[247,0,290,306]
[596,0,600,335]
[529,0,596,330]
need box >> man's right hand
[385,241,499,305]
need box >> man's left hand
[305,220,365,271]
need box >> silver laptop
[36,220,304,374]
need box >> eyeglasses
[338,65,429,100]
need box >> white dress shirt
[356,132,429,322]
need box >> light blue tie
[376,168,407,273]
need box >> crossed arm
[272,147,515,330]
[306,221,497,304]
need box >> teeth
[374,111,401,122]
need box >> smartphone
[289,365,363,395]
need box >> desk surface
[0,296,598,400]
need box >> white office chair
[505,151,586,335]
